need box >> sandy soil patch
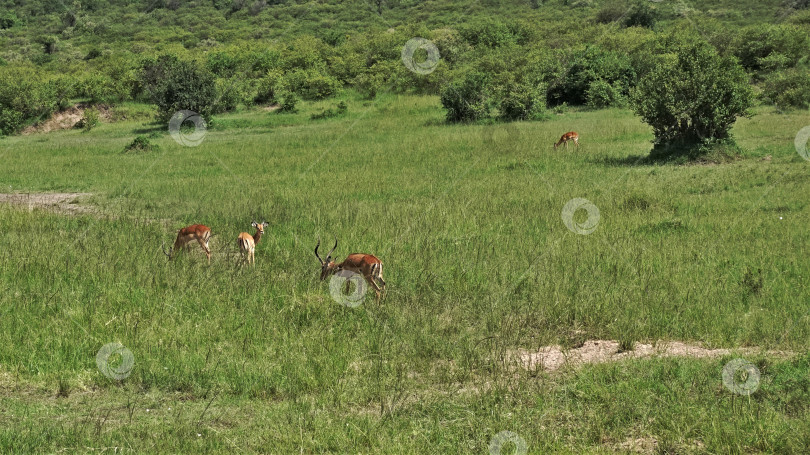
[0,192,94,215]
[21,104,112,135]
[511,339,792,372]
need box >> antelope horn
[315,236,324,264]
[162,241,173,259]
[326,236,337,261]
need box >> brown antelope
[554,131,579,149]
[237,220,268,265]
[315,237,386,303]
[162,224,212,263]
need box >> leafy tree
[139,55,219,121]
[762,68,810,109]
[497,78,547,121]
[440,71,490,122]
[631,40,753,151]
[547,46,636,107]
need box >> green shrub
[254,70,282,104]
[278,92,298,113]
[732,25,808,74]
[280,69,341,100]
[0,12,19,29]
[75,106,100,131]
[595,0,627,24]
[547,46,636,107]
[440,71,491,122]
[123,135,159,153]
[497,79,547,121]
[140,54,219,121]
[586,79,625,108]
[0,67,56,135]
[459,18,529,48]
[762,68,810,109]
[354,71,384,100]
[625,1,658,28]
[631,40,753,153]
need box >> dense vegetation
[1,0,809,151]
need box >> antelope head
[314,237,339,280]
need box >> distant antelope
[162,224,212,264]
[554,131,579,149]
[237,220,268,265]
[315,237,386,303]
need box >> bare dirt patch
[21,104,112,135]
[511,339,792,372]
[0,192,94,215]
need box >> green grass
[0,94,809,452]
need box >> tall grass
[0,94,808,452]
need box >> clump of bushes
[762,68,810,109]
[440,71,491,122]
[547,46,636,107]
[123,135,160,153]
[139,55,219,121]
[497,79,548,121]
[277,92,298,113]
[75,106,100,131]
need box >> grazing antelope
[237,220,268,265]
[554,131,579,149]
[162,224,212,264]
[315,237,386,303]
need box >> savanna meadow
[1,0,810,453]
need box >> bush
[254,70,283,104]
[0,67,56,135]
[123,135,159,153]
[631,40,753,152]
[762,68,810,109]
[277,92,298,113]
[140,55,219,121]
[547,46,636,107]
[75,106,100,131]
[586,79,625,108]
[0,12,19,29]
[625,1,658,28]
[440,71,490,122]
[280,69,341,100]
[354,71,384,100]
[595,0,627,24]
[497,79,547,121]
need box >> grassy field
[0,94,809,453]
